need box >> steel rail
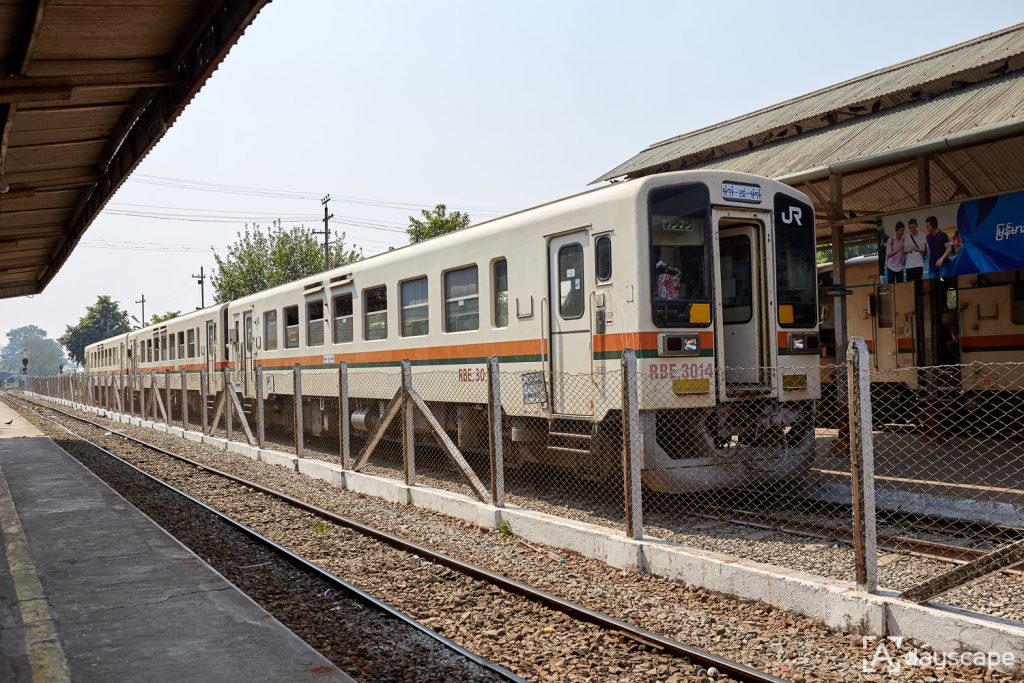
[14,394,784,683]
[10,395,524,683]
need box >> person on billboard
[885,222,906,283]
[903,218,926,281]
[925,215,953,279]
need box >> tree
[0,325,67,376]
[407,204,471,244]
[211,222,362,303]
[59,295,130,366]
[150,311,180,325]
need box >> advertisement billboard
[879,190,1024,283]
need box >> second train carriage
[86,170,821,492]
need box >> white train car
[87,170,821,492]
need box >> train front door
[714,214,770,393]
[547,231,594,415]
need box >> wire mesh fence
[17,348,1024,618]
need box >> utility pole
[314,194,334,272]
[192,266,206,309]
[135,294,146,326]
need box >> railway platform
[0,401,351,682]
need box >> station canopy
[592,23,1024,242]
[0,0,269,299]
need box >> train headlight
[788,333,819,354]
[660,334,700,357]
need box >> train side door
[714,215,770,392]
[242,311,254,394]
[547,231,594,415]
[205,321,217,377]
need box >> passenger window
[187,329,196,357]
[401,278,429,337]
[364,286,388,340]
[445,266,478,332]
[264,311,277,350]
[207,324,217,359]
[877,286,894,328]
[169,339,176,360]
[306,300,325,346]
[595,235,612,282]
[558,244,585,319]
[146,339,153,363]
[178,332,185,359]
[333,294,353,344]
[284,306,300,348]
[493,259,508,328]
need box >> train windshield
[773,193,817,327]
[649,184,711,327]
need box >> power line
[127,173,518,214]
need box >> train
[84,170,822,493]
[818,255,1024,427]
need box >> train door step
[546,416,595,456]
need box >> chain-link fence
[18,346,1024,619]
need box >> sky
[2,0,1022,354]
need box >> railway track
[7,393,520,682]
[691,503,1024,575]
[9,393,784,683]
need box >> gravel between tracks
[14,395,1018,683]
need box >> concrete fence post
[621,348,644,541]
[181,369,189,431]
[401,360,415,487]
[486,355,505,507]
[200,368,209,435]
[150,371,158,420]
[255,366,266,449]
[293,364,304,458]
[847,337,878,592]
[338,362,350,469]
[225,367,234,443]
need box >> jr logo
[780,206,803,226]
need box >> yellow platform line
[814,468,1024,497]
[0,462,71,683]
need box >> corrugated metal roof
[693,71,1024,179]
[593,23,1024,184]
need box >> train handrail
[540,296,551,407]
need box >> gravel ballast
[13,394,1020,682]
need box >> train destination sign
[721,181,762,203]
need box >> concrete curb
[28,393,1024,673]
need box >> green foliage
[58,295,130,366]
[407,204,471,244]
[312,521,330,534]
[211,222,362,303]
[498,520,513,537]
[149,311,181,325]
[1,325,67,376]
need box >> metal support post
[486,356,505,507]
[255,366,266,449]
[181,369,189,430]
[401,360,416,486]
[164,371,171,425]
[293,364,304,458]
[200,368,209,435]
[620,349,644,540]
[338,362,350,469]
[225,368,234,443]
[848,337,878,592]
